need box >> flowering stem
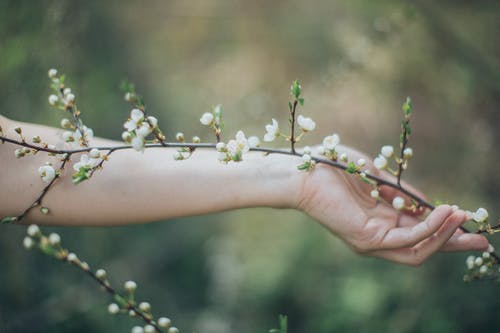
[2,135,498,264]
[397,119,409,186]
[289,100,298,154]
[13,154,71,223]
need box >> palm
[297,146,488,265]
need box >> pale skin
[0,115,489,265]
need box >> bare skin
[0,115,489,265]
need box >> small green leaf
[1,216,18,224]
[288,101,293,111]
[298,97,305,106]
[346,162,357,174]
[72,167,91,185]
[402,97,412,116]
[291,80,301,99]
[279,314,288,333]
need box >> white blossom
[381,145,394,158]
[217,151,229,162]
[168,327,179,333]
[216,142,226,151]
[248,136,260,148]
[479,265,488,274]
[73,154,95,171]
[473,208,489,223]
[63,87,72,95]
[302,154,312,163]
[200,112,214,126]
[264,118,279,142]
[322,134,340,150]
[173,151,183,160]
[48,94,58,105]
[38,165,56,183]
[373,155,388,170]
[339,152,348,162]
[297,115,316,132]
[73,126,94,143]
[124,109,144,131]
[370,189,379,199]
[147,116,158,128]
[403,147,413,159]
[227,131,249,159]
[176,132,185,141]
[65,93,75,103]
[131,136,145,152]
[392,196,405,210]
[62,131,74,142]
[136,123,152,138]
[316,146,325,155]
[483,252,490,259]
[192,136,201,143]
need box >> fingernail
[488,244,495,253]
[451,205,459,212]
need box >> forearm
[0,116,303,226]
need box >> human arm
[0,115,489,264]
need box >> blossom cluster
[122,108,159,152]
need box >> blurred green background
[1,0,499,332]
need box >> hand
[295,145,489,265]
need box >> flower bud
[466,256,475,270]
[144,325,155,333]
[403,147,413,159]
[302,154,312,163]
[216,142,226,151]
[370,189,379,199]
[27,224,41,237]
[62,131,75,142]
[48,233,61,245]
[158,317,171,328]
[373,155,388,170]
[96,269,107,280]
[316,146,325,155]
[356,158,366,167]
[381,145,394,158]
[200,112,214,126]
[131,326,144,333]
[23,237,35,249]
[139,302,151,312]
[48,94,59,106]
[67,253,78,263]
[108,303,120,315]
[15,148,25,158]
[147,116,158,128]
[61,118,72,129]
[340,152,348,162]
[168,327,179,333]
[122,131,132,143]
[248,136,260,148]
[63,88,72,95]
[66,93,75,103]
[192,136,201,143]
[32,136,42,143]
[482,252,490,259]
[392,197,405,210]
[175,132,185,142]
[474,257,483,266]
[48,68,58,78]
[89,148,100,159]
[125,280,137,292]
[479,265,488,274]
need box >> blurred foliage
[1,0,499,332]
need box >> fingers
[370,209,467,266]
[375,205,454,250]
[439,233,489,252]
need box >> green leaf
[72,167,91,185]
[288,101,293,111]
[1,216,18,224]
[279,315,288,333]
[346,162,357,174]
[298,97,305,106]
[291,80,301,99]
[402,97,412,116]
